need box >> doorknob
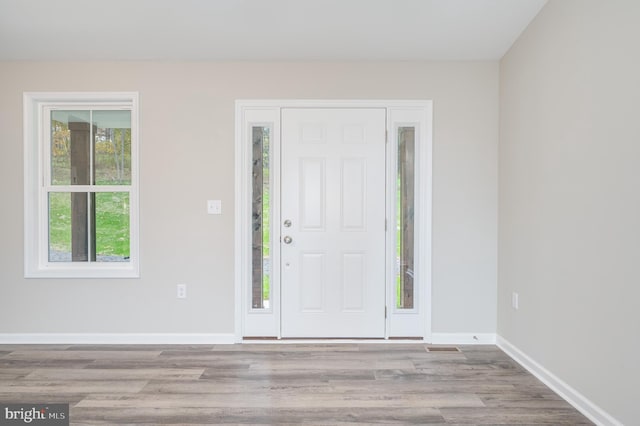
[283,236,293,244]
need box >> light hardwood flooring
[0,343,592,425]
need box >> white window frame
[24,92,140,278]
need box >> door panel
[299,158,326,230]
[281,108,386,338]
[341,252,366,311]
[341,158,366,230]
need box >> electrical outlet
[177,284,187,299]
[512,292,519,310]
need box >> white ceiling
[0,0,547,61]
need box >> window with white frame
[24,93,139,278]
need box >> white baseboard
[0,333,236,345]
[242,339,427,344]
[497,335,622,426]
[430,333,496,345]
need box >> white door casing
[235,100,432,341]
[280,108,386,338]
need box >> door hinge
[385,218,387,231]
[385,306,388,318]
[385,130,388,143]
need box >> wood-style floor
[0,343,592,425]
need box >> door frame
[234,100,433,342]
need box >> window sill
[25,263,140,279]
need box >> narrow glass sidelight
[397,127,415,309]
[251,126,271,309]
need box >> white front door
[280,108,386,337]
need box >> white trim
[235,100,433,341]
[0,333,235,345]
[430,333,496,345]
[386,105,433,340]
[497,336,622,426]
[236,99,432,109]
[242,339,426,344]
[235,107,282,340]
[233,102,244,342]
[23,92,140,279]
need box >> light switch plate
[207,200,222,215]
[177,283,187,299]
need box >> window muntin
[24,92,138,278]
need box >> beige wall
[499,0,639,423]
[0,62,498,335]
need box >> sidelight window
[251,126,271,309]
[396,127,415,309]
